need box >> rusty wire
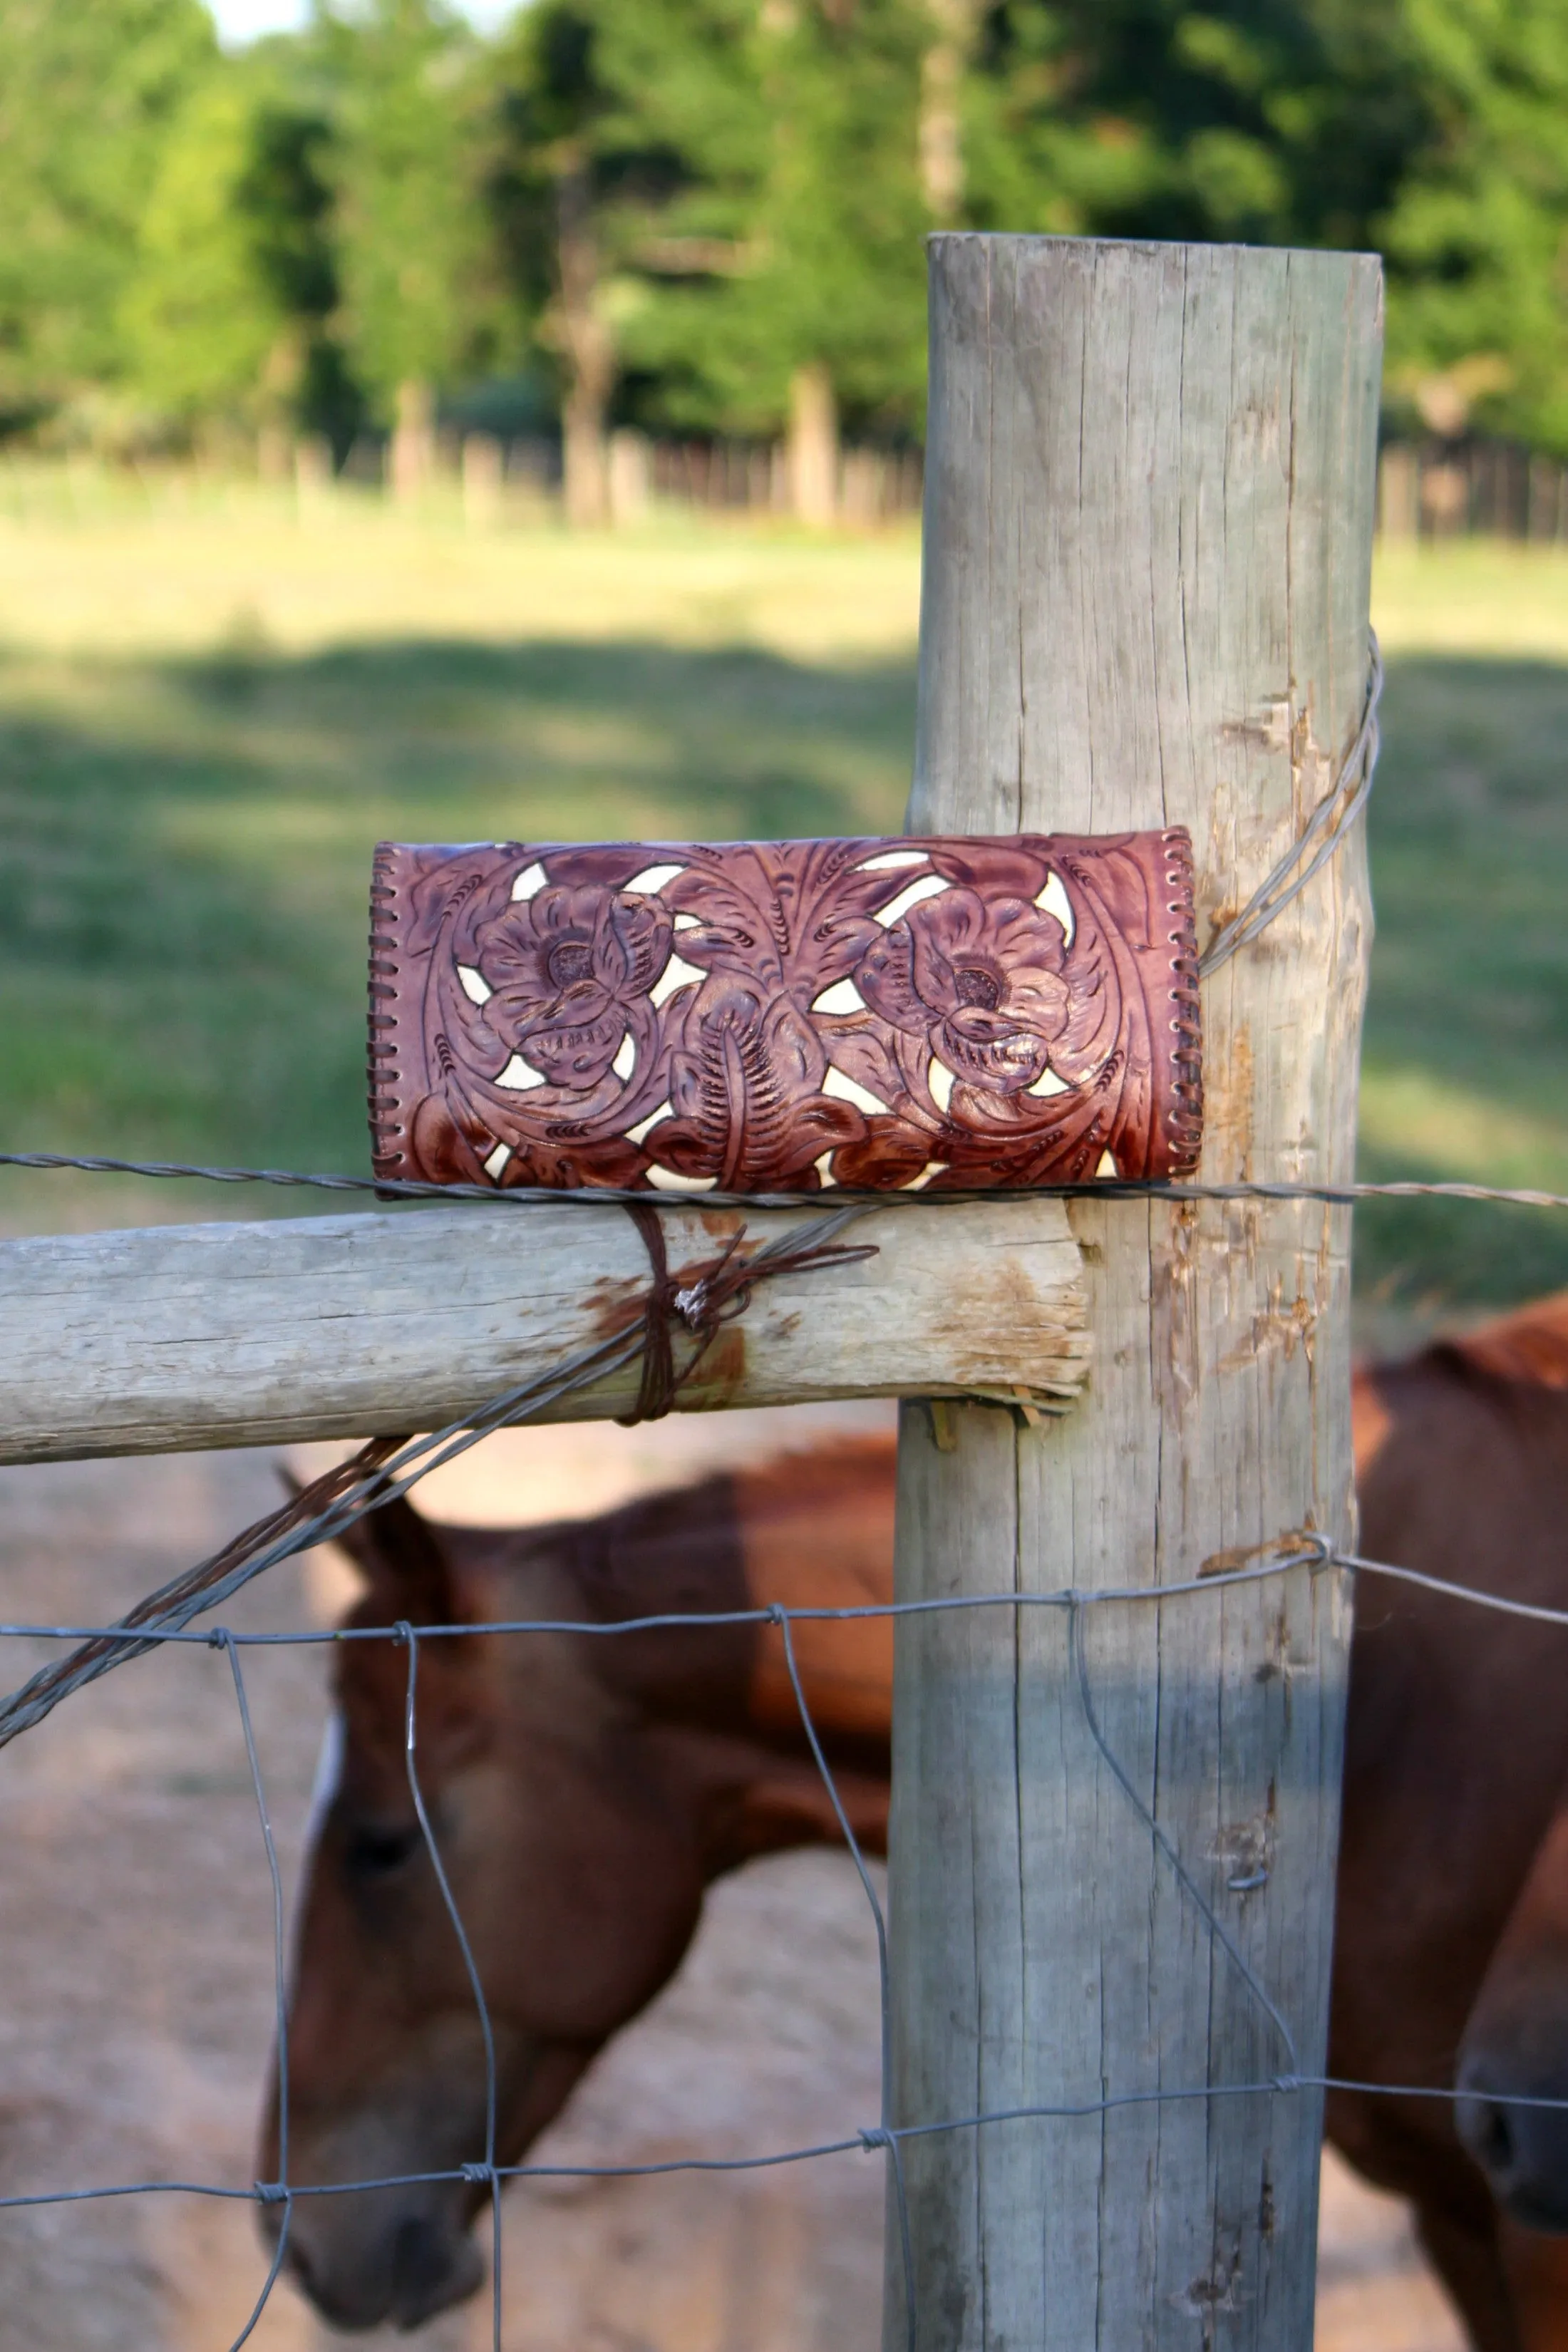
[3,644,1564,2343]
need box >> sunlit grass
[0,469,922,663]
[1373,539,1568,661]
[1354,637,1568,1313]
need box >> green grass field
[1,479,1564,1323]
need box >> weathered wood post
[887,238,1381,2346]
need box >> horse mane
[1441,1290,1568,1391]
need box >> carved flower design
[390,832,1179,1197]
[857,888,1071,1096]
[476,884,671,1090]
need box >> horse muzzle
[265,2179,486,2331]
[1457,2048,1568,2234]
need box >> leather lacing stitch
[367,843,403,1182]
[1162,827,1204,1177]
[362,647,1374,1207]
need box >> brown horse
[1334,1294,1568,2350]
[266,1440,895,2330]
[267,1297,1568,2346]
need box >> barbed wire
[5,1144,1568,1216]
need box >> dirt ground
[0,1413,1470,2352]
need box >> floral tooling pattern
[369,834,1202,1195]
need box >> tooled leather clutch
[368,834,1202,1195]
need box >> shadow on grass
[170,631,919,840]
[1356,653,1568,1312]
[2,636,1566,1311]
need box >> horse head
[261,1492,711,2331]
[259,1439,896,2331]
[1458,1799,1568,2235]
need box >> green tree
[239,68,366,460]
[1380,0,1568,453]
[959,2,1423,250]
[488,0,765,524]
[671,0,932,505]
[324,0,497,496]
[490,0,931,525]
[959,1,1568,457]
[0,0,215,426]
[123,75,281,443]
[123,45,359,460]
[125,73,271,447]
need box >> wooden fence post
[886,237,1382,2347]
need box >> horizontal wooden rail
[0,1200,1088,1466]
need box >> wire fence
[4,1463,1568,2351]
[5,1152,1568,2341]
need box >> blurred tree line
[6,0,1568,516]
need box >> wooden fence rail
[0,1197,1087,1467]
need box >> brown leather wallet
[369,834,1201,1195]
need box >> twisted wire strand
[16,1530,1567,1654]
[1,1543,1552,2162]
[9,2060,1568,2224]
[0,1341,639,1745]
[0,1210,874,2346]
[1197,632,1383,977]
[0,1551,1359,2350]
[773,1606,915,2352]
[0,633,1389,1244]
[0,634,1555,2332]
[6,1546,1567,2345]
[4,1146,1567,1216]
[1068,1598,1301,2073]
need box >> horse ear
[328,1490,466,1628]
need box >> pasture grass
[0,477,1564,1318]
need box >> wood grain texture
[0,1198,1086,1465]
[886,237,1381,2350]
